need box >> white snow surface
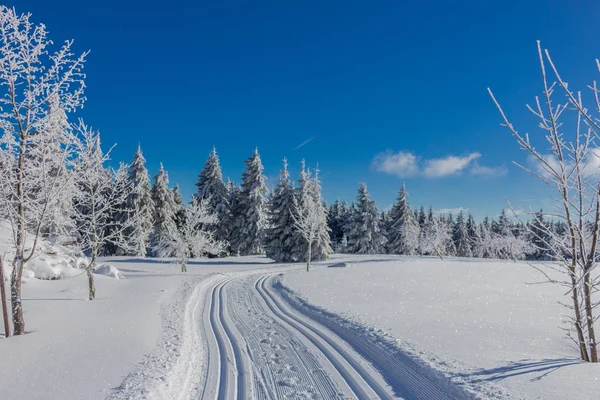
[2,249,598,400]
[0,255,283,399]
[281,254,600,400]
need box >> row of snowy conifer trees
[328,183,557,261]
[4,135,562,264]
[61,142,559,263]
[106,146,334,263]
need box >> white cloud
[371,151,419,178]
[423,152,481,178]
[529,148,600,179]
[372,150,504,179]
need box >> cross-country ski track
[112,264,477,400]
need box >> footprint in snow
[283,388,318,399]
[283,364,298,372]
[278,376,300,387]
[269,353,283,365]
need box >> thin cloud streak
[294,136,316,150]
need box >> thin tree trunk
[307,241,312,272]
[10,257,24,335]
[88,253,96,301]
[87,267,96,301]
[569,265,589,361]
[583,268,598,362]
[11,137,26,335]
[0,258,10,338]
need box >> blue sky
[9,0,600,219]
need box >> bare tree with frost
[0,7,88,335]
[73,125,134,300]
[154,199,226,272]
[292,178,327,272]
[420,216,453,260]
[489,41,600,362]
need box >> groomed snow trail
[197,272,476,400]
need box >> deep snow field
[1,247,598,399]
[281,255,600,400]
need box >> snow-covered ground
[0,255,283,399]
[281,255,600,400]
[2,252,598,399]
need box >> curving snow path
[195,272,475,400]
[109,264,476,400]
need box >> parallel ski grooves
[255,275,391,400]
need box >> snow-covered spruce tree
[489,42,600,361]
[492,209,509,235]
[73,126,134,300]
[264,158,297,262]
[195,148,231,250]
[478,218,495,259]
[327,200,345,249]
[171,184,186,230]
[386,183,419,255]
[150,163,178,256]
[346,183,385,254]
[0,7,88,335]
[453,211,473,257]
[444,214,457,256]
[122,145,155,256]
[225,178,240,241]
[155,199,226,272]
[341,202,357,251]
[528,210,553,261]
[418,206,427,230]
[379,210,389,253]
[230,149,268,255]
[418,206,434,255]
[328,200,350,252]
[466,213,484,257]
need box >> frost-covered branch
[489,41,600,362]
[0,6,88,335]
[154,198,226,272]
[72,124,134,300]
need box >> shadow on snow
[452,358,581,383]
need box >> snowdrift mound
[24,256,81,280]
[94,264,124,279]
[0,220,88,281]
